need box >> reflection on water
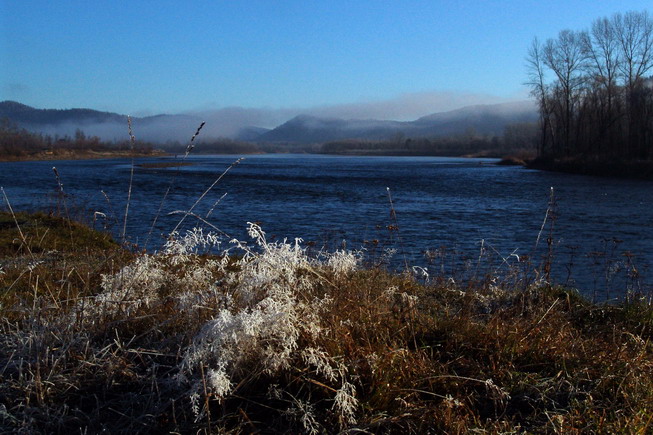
[1,154,652,299]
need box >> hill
[1,100,538,146]
[0,101,203,143]
[0,100,126,125]
[257,101,537,144]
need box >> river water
[1,154,652,300]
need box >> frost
[333,380,358,424]
[75,227,226,321]
[325,250,360,278]
[178,223,359,422]
[80,223,360,424]
[207,368,232,398]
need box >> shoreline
[526,156,653,180]
[0,149,505,163]
[6,150,653,181]
[0,149,169,163]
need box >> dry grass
[1,213,652,434]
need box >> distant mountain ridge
[258,101,537,144]
[0,100,127,125]
[0,100,537,144]
[257,115,407,143]
[235,126,272,141]
[0,100,204,143]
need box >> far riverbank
[0,149,168,162]
[527,156,653,180]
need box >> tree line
[320,123,539,157]
[527,10,653,161]
[0,120,154,159]
[2,118,541,159]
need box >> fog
[24,91,518,143]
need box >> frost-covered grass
[1,212,653,433]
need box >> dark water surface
[2,154,652,298]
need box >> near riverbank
[1,211,652,433]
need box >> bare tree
[613,11,653,158]
[527,10,653,162]
[526,37,555,155]
[542,30,588,156]
[580,17,623,154]
[614,11,653,87]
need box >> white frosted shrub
[325,249,361,278]
[80,222,361,425]
[179,222,361,423]
[77,227,225,321]
[163,227,222,263]
[333,380,358,424]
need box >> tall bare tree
[581,17,622,154]
[526,37,555,155]
[542,30,587,156]
[527,10,653,162]
[613,11,653,158]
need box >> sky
[1,0,652,126]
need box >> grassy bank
[1,212,652,433]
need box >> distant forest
[319,122,538,157]
[140,122,540,158]
[1,118,540,159]
[0,120,155,159]
[527,10,653,162]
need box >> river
[1,154,651,300]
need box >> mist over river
[2,154,652,300]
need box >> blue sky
[1,0,652,122]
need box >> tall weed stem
[170,158,243,235]
[121,116,136,244]
[145,121,205,249]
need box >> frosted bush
[79,221,361,424]
[178,222,360,423]
[400,291,419,309]
[76,227,225,321]
[92,254,167,316]
[381,285,419,310]
[333,380,358,424]
[412,265,429,281]
[301,347,339,382]
[289,399,322,435]
[163,227,222,262]
[324,249,361,278]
